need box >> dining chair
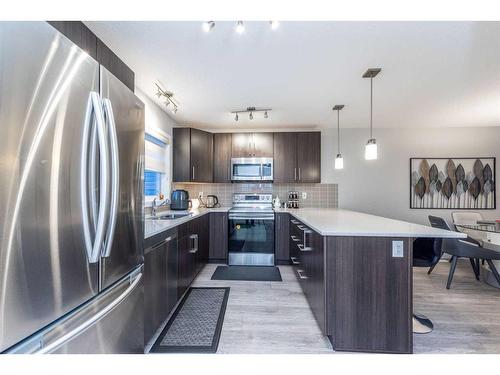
[428,215,500,289]
[412,237,443,333]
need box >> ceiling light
[202,21,215,33]
[231,107,271,121]
[332,105,344,170]
[270,21,280,30]
[154,81,180,114]
[363,68,381,160]
[236,21,245,34]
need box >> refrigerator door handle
[81,92,109,263]
[34,272,142,354]
[101,98,120,258]
[92,92,111,262]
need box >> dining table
[455,221,500,288]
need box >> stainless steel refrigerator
[0,22,145,353]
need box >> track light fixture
[236,21,245,34]
[332,105,344,170]
[231,107,272,122]
[202,21,215,32]
[363,68,381,160]
[154,81,179,114]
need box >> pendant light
[332,105,344,169]
[363,68,381,160]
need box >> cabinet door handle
[192,166,195,180]
[294,167,297,181]
[298,167,301,181]
[189,234,198,253]
[297,269,308,279]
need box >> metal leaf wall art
[410,158,496,209]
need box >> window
[144,130,171,205]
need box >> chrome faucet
[151,197,168,217]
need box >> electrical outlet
[198,192,203,198]
[302,192,307,199]
[392,241,404,257]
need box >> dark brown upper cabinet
[297,132,321,183]
[273,132,298,183]
[173,127,213,183]
[213,133,232,182]
[231,133,273,158]
[273,132,321,183]
[96,39,135,92]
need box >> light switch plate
[302,192,307,199]
[392,241,404,257]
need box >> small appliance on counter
[288,191,300,209]
[273,196,281,209]
[206,195,219,208]
[170,189,190,210]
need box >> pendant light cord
[337,109,340,153]
[370,77,373,139]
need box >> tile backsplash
[172,183,338,208]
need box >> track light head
[249,112,253,120]
[234,113,239,121]
[202,21,215,33]
[264,111,268,119]
[236,21,245,34]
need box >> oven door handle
[229,215,275,221]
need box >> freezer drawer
[7,267,144,354]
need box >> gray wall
[321,126,500,225]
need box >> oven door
[228,212,275,266]
[231,157,273,181]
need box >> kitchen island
[275,208,466,353]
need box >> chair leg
[486,260,500,285]
[447,256,458,289]
[428,253,443,275]
[469,258,480,280]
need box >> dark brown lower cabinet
[275,213,290,263]
[288,216,413,354]
[177,215,209,297]
[289,218,326,333]
[144,230,178,345]
[209,212,228,262]
[325,236,413,354]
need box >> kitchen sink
[150,213,192,220]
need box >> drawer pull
[298,244,312,252]
[297,269,308,280]
[291,219,300,224]
[290,256,300,265]
[290,235,300,242]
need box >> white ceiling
[85,21,500,131]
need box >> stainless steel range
[228,193,275,266]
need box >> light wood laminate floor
[190,260,500,354]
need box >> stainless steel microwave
[230,157,273,181]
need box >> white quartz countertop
[144,207,230,239]
[275,208,466,238]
